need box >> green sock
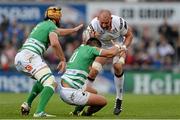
[36,86,54,113]
[73,105,85,114]
[27,81,43,107]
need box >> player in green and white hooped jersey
[59,37,122,116]
[14,6,83,117]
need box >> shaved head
[99,10,111,19]
[98,10,112,30]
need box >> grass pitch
[0,93,180,119]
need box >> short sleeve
[89,46,100,56]
[87,17,98,32]
[48,21,58,33]
[119,17,128,35]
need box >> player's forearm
[124,35,133,48]
[123,28,133,48]
[56,24,83,36]
[52,44,66,62]
[56,28,76,36]
[100,47,119,58]
[49,32,66,61]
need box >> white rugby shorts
[59,81,90,106]
[14,49,47,76]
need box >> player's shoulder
[83,44,96,49]
[43,20,56,27]
[88,17,100,31]
[112,15,126,23]
[90,17,99,25]
[42,20,52,24]
[112,15,120,19]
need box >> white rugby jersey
[87,15,128,47]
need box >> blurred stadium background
[0,0,180,119]
[0,0,180,98]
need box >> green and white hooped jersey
[61,69,89,89]
[21,20,58,55]
[22,38,46,56]
[61,44,101,89]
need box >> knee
[113,63,123,74]
[86,86,98,94]
[101,96,107,107]
[87,94,107,107]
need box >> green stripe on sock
[39,73,51,83]
[41,74,52,84]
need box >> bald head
[99,10,111,18]
[98,10,112,30]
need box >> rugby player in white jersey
[83,10,133,115]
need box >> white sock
[114,74,124,100]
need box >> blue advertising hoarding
[1,70,180,95]
[0,3,86,24]
[0,70,114,93]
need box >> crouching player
[14,6,83,117]
[59,37,124,116]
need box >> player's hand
[111,40,121,49]
[120,45,127,52]
[111,40,127,64]
[73,24,83,32]
[111,40,127,52]
[119,50,126,58]
[57,61,66,73]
